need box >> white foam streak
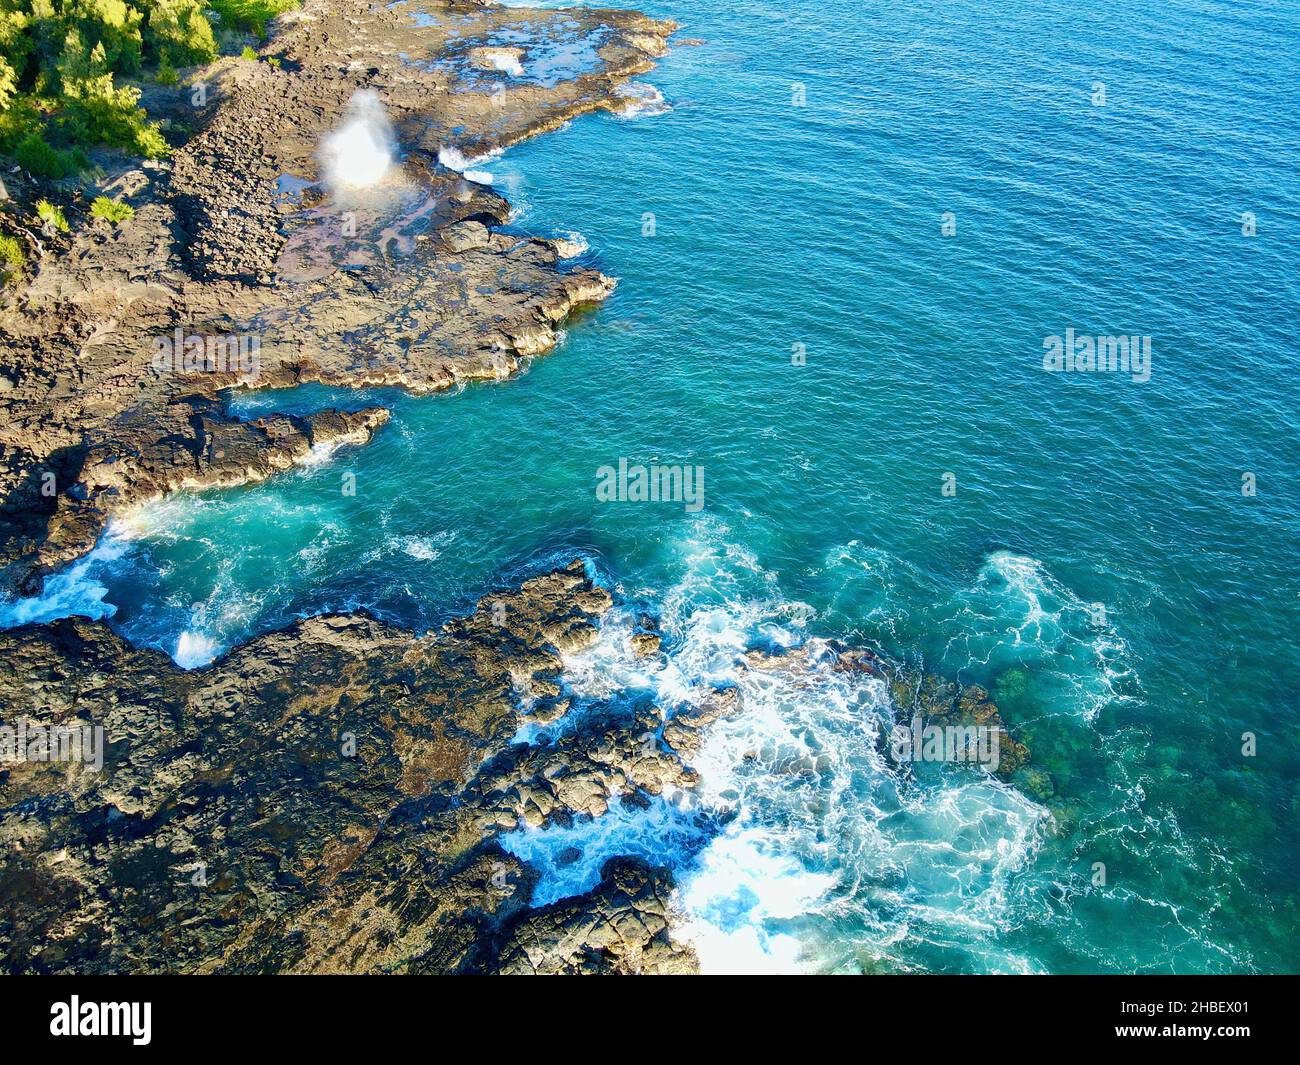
[298,439,346,467]
[614,81,671,120]
[438,145,502,185]
[0,531,129,628]
[943,550,1140,723]
[505,523,1053,974]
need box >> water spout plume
[320,89,395,192]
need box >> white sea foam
[438,145,501,185]
[360,530,457,566]
[111,495,206,541]
[298,439,347,467]
[175,630,219,670]
[502,522,1050,974]
[320,90,396,192]
[675,829,837,974]
[941,550,1140,724]
[502,794,709,907]
[0,531,129,628]
[396,534,448,561]
[613,81,671,120]
[554,231,588,258]
[482,49,524,76]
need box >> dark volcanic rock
[0,562,699,973]
[488,857,698,974]
[0,0,677,596]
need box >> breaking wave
[500,521,1051,974]
[438,144,502,185]
[939,550,1140,724]
[614,81,672,120]
[0,530,129,628]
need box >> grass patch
[90,196,135,223]
[0,234,25,270]
[35,199,69,234]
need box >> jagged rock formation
[0,556,1041,973]
[489,857,697,975]
[0,562,699,973]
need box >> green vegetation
[15,128,88,175]
[0,1,299,171]
[35,196,67,231]
[238,43,254,60]
[0,232,24,270]
[207,0,297,39]
[89,192,131,221]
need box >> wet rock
[889,676,1031,779]
[0,0,675,597]
[737,641,1032,783]
[488,858,698,974]
[551,236,587,259]
[630,630,661,657]
[0,562,700,974]
[832,646,883,675]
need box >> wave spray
[320,89,395,192]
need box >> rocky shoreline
[0,1,1046,974]
[0,562,691,972]
[0,0,676,597]
[1,557,1037,973]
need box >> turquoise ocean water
[5,0,1299,971]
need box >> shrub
[206,0,297,38]
[0,53,22,113]
[57,72,170,157]
[147,0,217,68]
[0,234,24,270]
[90,195,133,222]
[35,198,69,233]
[43,4,145,93]
[14,131,89,178]
[239,44,255,60]
[0,4,32,111]
[0,0,201,163]
[0,95,43,154]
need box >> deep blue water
[4,0,1299,972]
